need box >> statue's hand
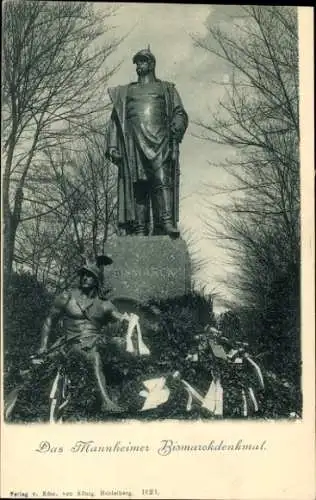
[121,312,130,322]
[122,312,139,323]
[170,122,182,141]
[109,147,122,163]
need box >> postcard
[1,4,315,499]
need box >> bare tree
[2,0,121,284]
[73,132,118,257]
[193,5,300,381]
[13,127,118,292]
[193,5,299,305]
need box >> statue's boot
[134,205,150,235]
[152,186,180,238]
[151,196,163,236]
[134,182,150,235]
[135,225,148,236]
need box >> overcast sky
[103,3,243,312]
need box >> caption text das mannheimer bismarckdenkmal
[35,439,267,456]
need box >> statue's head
[78,265,100,293]
[132,47,156,76]
[78,254,113,294]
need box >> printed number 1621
[142,489,159,496]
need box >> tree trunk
[3,211,15,288]
[3,130,18,288]
[3,186,24,288]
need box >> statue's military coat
[106,81,188,228]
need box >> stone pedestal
[103,236,191,303]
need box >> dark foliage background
[4,272,301,423]
[4,273,52,390]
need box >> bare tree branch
[2,1,123,282]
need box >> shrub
[4,272,52,390]
[5,280,300,422]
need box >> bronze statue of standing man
[106,47,188,237]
